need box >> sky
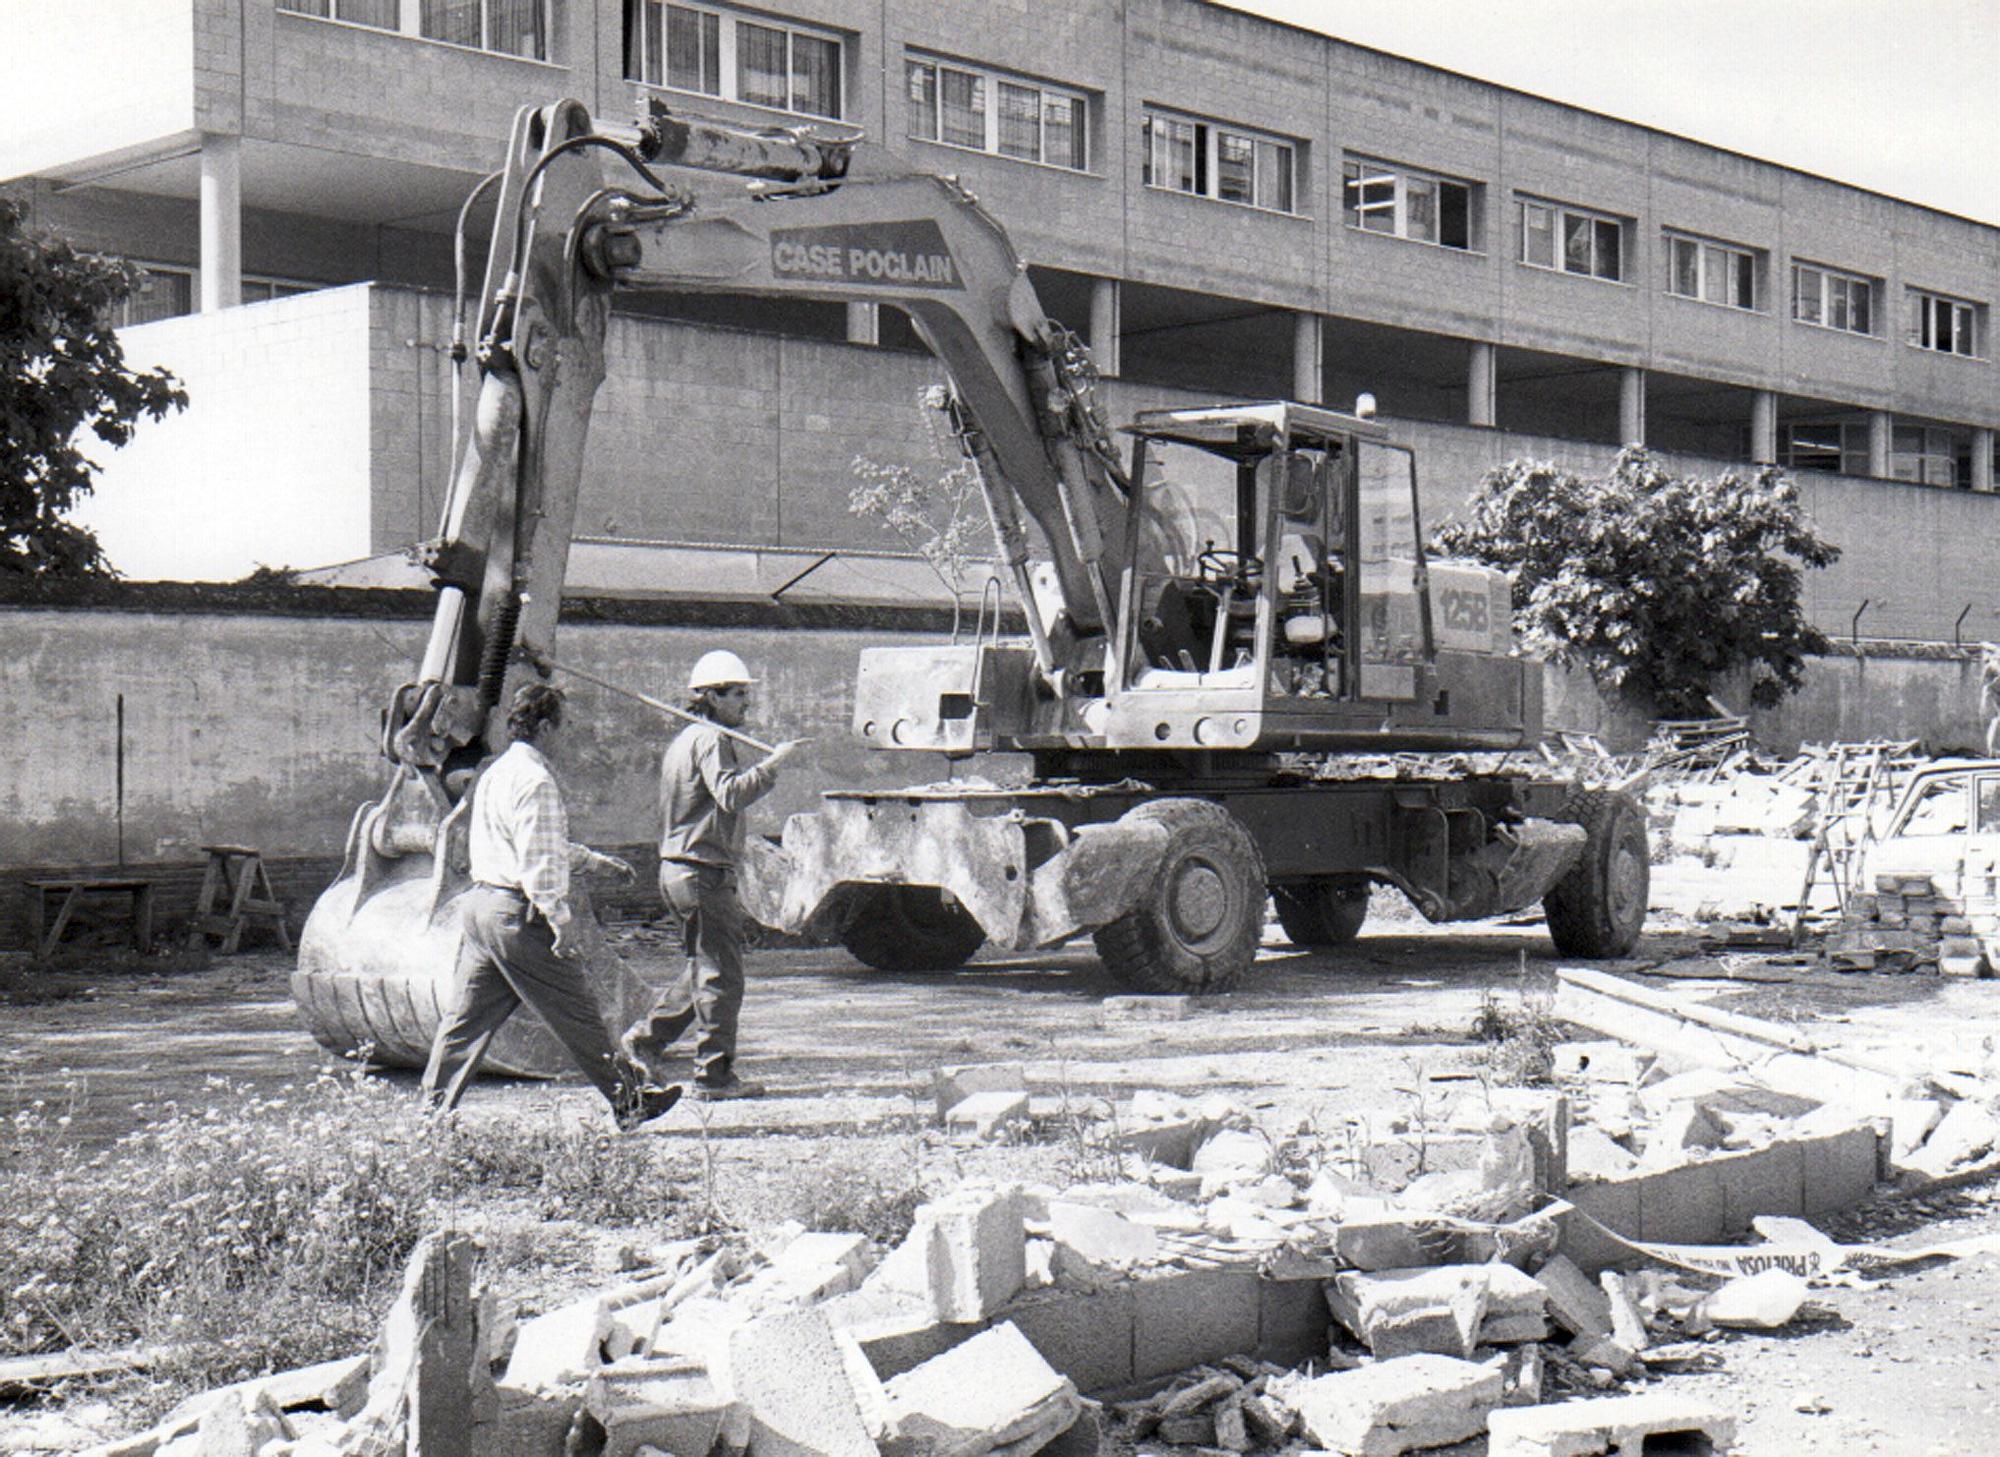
[1241,0,2000,226]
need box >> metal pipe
[532,653,778,755]
[1956,603,1973,650]
[1850,598,1872,651]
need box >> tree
[0,196,188,577]
[1429,446,1840,716]
[848,385,996,630]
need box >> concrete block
[1566,1126,1638,1182]
[919,1186,1029,1321]
[504,1294,611,1390]
[1191,1126,1275,1179]
[1047,1200,1158,1269]
[1000,1285,1137,1394]
[1635,1158,1725,1246]
[1533,1255,1612,1337]
[1329,1264,1545,1359]
[1486,1391,1734,1457]
[1891,1098,1945,1158]
[1558,1177,1640,1274]
[472,1386,575,1457]
[816,1289,981,1382]
[1115,1117,1208,1170]
[1800,1126,1882,1214]
[1717,1140,1805,1233]
[1640,1103,1726,1162]
[884,1322,1081,1457]
[1256,1277,1332,1367]
[947,1089,1032,1140]
[1598,1272,1650,1351]
[1901,1100,2000,1181]
[344,1232,479,1455]
[583,1357,734,1457]
[932,1063,1027,1123]
[723,1309,876,1457]
[1698,1268,1808,1329]
[1133,1268,1261,1380]
[1567,1333,1639,1376]
[1276,1354,1502,1456]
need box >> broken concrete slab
[503,1292,613,1390]
[723,1308,877,1457]
[883,1321,1080,1457]
[1697,1268,1808,1329]
[947,1090,1032,1141]
[1272,1353,1503,1456]
[1486,1391,1735,1457]
[342,1232,479,1457]
[1328,1264,1548,1359]
[1899,1100,2000,1183]
[1190,1127,1275,1180]
[1553,1040,1656,1086]
[1046,1200,1159,1270]
[1532,1255,1612,1338]
[932,1063,1027,1123]
[582,1357,736,1457]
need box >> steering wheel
[1196,547,1263,584]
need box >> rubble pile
[1830,868,1999,976]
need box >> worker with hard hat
[620,649,806,1099]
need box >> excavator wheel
[1094,798,1266,993]
[839,884,987,972]
[1542,787,1650,958]
[1272,878,1371,948]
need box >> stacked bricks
[1836,870,1993,976]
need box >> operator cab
[1103,401,1527,753]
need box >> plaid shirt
[468,741,573,927]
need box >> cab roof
[1126,401,1391,452]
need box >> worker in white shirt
[421,681,681,1130]
[621,649,805,1099]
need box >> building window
[1893,424,1963,486]
[628,2,842,119]
[282,0,545,57]
[1782,421,1868,478]
[109,267,315,327]
[1792,262,1874,335]
[905,57,1087,171]
[1142,110,1295,214]
[1342,156,1476,250]
[278,0,399,27]
[1908,288,1980,358]
[1519,200,1623,281]
[1664,232,1758,310]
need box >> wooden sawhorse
[187,845,292,954]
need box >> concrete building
[5,0,1998,639]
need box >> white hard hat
[688,649,756,691]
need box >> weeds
[1471,955,1564,1087]
[0,1067,694,1417]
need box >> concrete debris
[723,1308,877,1457]
[1695,1268,1809,1330]
[1272,1352,1503,1456]
[883,1322,1079,1457]
[1328,1263,1548,1359]
[932,1062,1028,1123]
[582,1356,735,1457]
[1099,993,1190,1022]
[1895,1098,2000,1183]
[1487,1391,1735,1457]
[1045,1199,1160,1270]
[1531,1255,1613,1338]
[1191,1126,1276,1181]
[946,1089,1032,1140]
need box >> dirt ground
[4,913,1999,1455]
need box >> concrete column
[1089,277,1120,378]
[1974,427,1995,492]
[1750,390,1777,465]
[845,301,879,346]
[198,133,242,314]
[1293,311,1322,405]
[1618,366,1645,446]
[1868,409,1892,478]
[1467,341,1497,427]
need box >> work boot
[619,1026,675,1084]
[689,1073,765,1101]
[613,1081,683,1130]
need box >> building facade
[6,0,1998,638]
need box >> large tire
[1272,878,1371,947]
[1094,799,1266,993]
[840,884,986,972]
[1542,787,1650,958]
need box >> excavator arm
[389,97,1130,794]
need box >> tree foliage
[0,196,187,577]
[1430,447,1840,715]
[848,385,997,622]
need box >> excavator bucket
[293,771,658,1078]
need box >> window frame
[1341,155,1478,252]
[278,0,552,60]
[1790,260,1877,337]
[1663,230,1760,312]
[111,264,318,328]
[904,53,1089,172]
[627,0,845,121]
[1141,107,1298,216]
[1907,287,1982,360]
[1517,197,1625,283]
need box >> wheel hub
[1167,859,1229,941]
[1608,843,1645,924]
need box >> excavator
[295,100,1648,1074]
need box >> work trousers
[632,861,745,1084]
[421,885,629,1112]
